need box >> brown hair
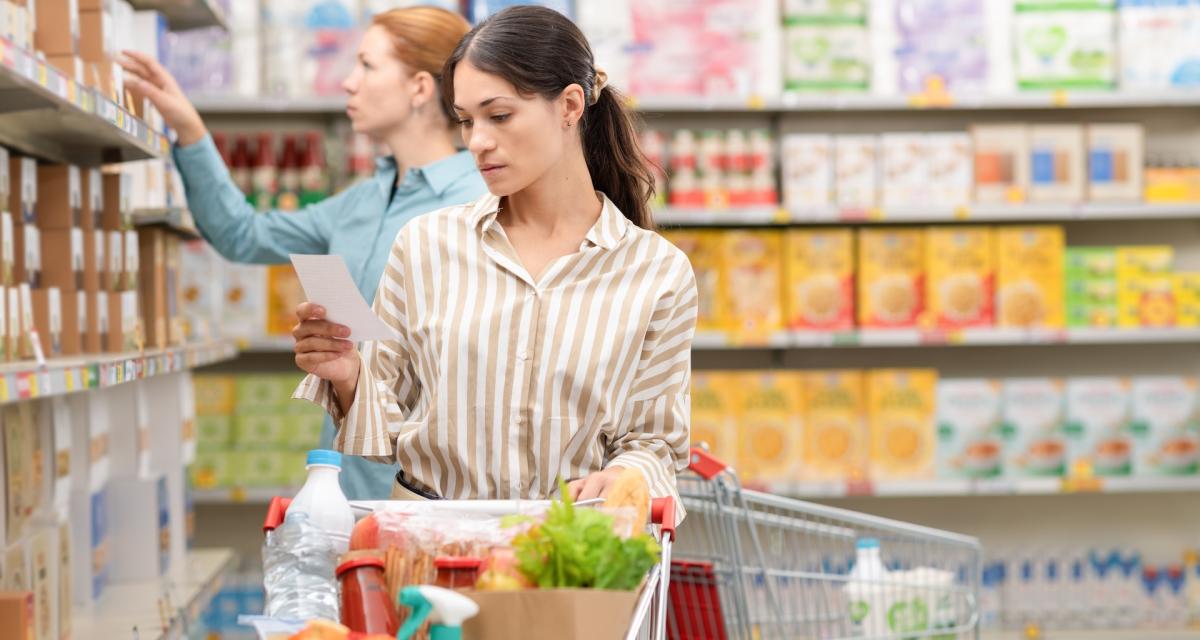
[441,5,656,229]
[371,7,471,125]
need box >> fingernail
[314,306,325,316]
[337,326,350,337]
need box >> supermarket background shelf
[0,38,167,164]
[133,207,203,240]
[982,630,1199,640]
[72,548,236,640]
[127,0,228,31]
[0,340,237,405]
[764,476,1200,500]
[192,486,298,505]
[192,90,1200,115]
[690,328,1200,350]
[658,203,1200,227]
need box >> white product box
[937,379,1004,479]
[880,133,927,208]
[107,474,169,581]
[1001,378,1068,478]
[972,124,1030,205]
[782,134,834,214]
[1065,377,1132,477]
[106,383,150,479]
[69,391,110,494]
[783,23,871,92]
[925,132,973,207]
[48,398,72,522]
[1015,8,1117,90]
[834,135,878,209]
[1129,376,1199,477]
[1028,124,1086,203]
[1086,123,1144,202]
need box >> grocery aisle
[2,0,1200,639]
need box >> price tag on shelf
[867,207,884,221]
[0,377,9,402]
[66,79,75,103]
[230,487,248,503]
[745,95,766,110]
[844,479,875,496]
[953,206,971,220]
[36,62,47,88]
[771,208,790,224]
[624,94,639,109]
[1051,90,1069,107]
[64,369,76,392]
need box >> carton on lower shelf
[106,475,169,582]
[867,369,938,481]
[721,231,783,345]
[1086,124,1144,202]
[735,373,803,484]
[689,372,737,464]
[30,287,63,358]
[138,228,168,349]
[68,488,109,604]
[1001,378,1068,478]
[1028,125,1085,204]
[880,133,928,208]
[83,168,102,232]
[101,171,131,232]
[5,288,18,363]
[661,231,723,334]
[784,229,854,331]
[972,124,1030,204]
[834,135,878,209]
[858,228,924,328]
[85,290,104,354]
[105,289,137,352]
[40,228,84,292]
[996,226,1065,329]
[59,289,85,357]
[78,7,115,63]
[13,222,40,288]
[8,155,36,224]
[937,379,1004,479]
[927,226,995,329]
[0,592,34,639]
[36,165,83,230]
[2,211,13,286]
[800,370,867,482]
[1066,377,1133,477]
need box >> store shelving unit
[764,475,1200,500]
[982,630,1199,640]
[133,207,203,240]
[688,327,1200,350]
[192,486,296,505]
[71,548,236,640]
[0,37,168,165]
[658,203,1200,227]
[127,0,228,31]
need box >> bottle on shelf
[300,131,330,207]
[252,133,278,212]
[276,134,301,211]
[231,135,253,199]
[287,449,354,554]
[213,132,230,167]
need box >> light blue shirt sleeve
[172,134,344,264]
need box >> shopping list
[289,254,399,342]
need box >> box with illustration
[937,379,1005,479]
[1065,377,1133,477]
[800,370,867,482]
[1129,377,1199,476]
[867,369,938,481]
[736,373,803,484]
[1002,378,1068,478]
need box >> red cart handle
[688,447,728,480]
[262,496,292,534]
[651,497,676,541]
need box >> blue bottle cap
[857,538,880,550]
[306,449,342,468]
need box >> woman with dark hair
[291,5,696,521]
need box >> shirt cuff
[292,362,394,459]
[607,449,686,526]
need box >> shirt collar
[470,192,629,251]
[374,150,477,198]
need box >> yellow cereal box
[1117,247,1176,328]
[266,265,305,336]
[661,230,724,334]
[927,227,995,328]
[735,372,803,484]
[858,229,925,328]
[995,226,1065,328]
[784,229,855,331]
[800,370,867,481]
[1175,273,1200,327]
[867,369,938,481]
[690,371,738,464]
[721,231,784,345]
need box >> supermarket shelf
[767,475,1200,500]
[195,90,1200,115]
[133,207,203,240]
[657,203,1200,227]
[982,629,1199,640]
[240,336,296,353]
[127,0,228,31]
[0,38,167,165]
[192,486,297,505]
[693,328,1200,350]
[0,340,237,405]
[72,548,236,640]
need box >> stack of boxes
[192,374,325,491]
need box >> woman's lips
[480,164,505,178]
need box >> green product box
[234,374,296,409]
[194,375,236,416]
[1065,278,1118,305]
[1064,248,1117,281]
[195,416,234,451]
[240,451,292,487]
[281,454,309,487]
[190,450,242,489]
[287,413,326,450]
[1067,303,1118,328]
[233,414,291,448]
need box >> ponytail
[441,5,656,229]
[580,86,656,230]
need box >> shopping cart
[667,448,982,640]
[253,495,678,640]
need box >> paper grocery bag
[464,589,638,639]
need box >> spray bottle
[397,585,480,640]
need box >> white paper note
[289,254,398,342]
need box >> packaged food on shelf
[1066,247,1118,328]
[782,134,834,211]
[30,287,64,357]
[1066,377,1133,477]
[973,124,1030,204]
[196,415,234,452]
[68,486,109,603]
[661,230,723,334]
[1014,4,1117,90]
[1118,0,1200,90]
[1028,124,1086,203]
[858,228,924,328]
[720,230,783,344]
[1086,124,1144,202]
[927,226,995,329]
[267,265,305,337]
[996,226,1065,329]
[1175,272,1200,327]
[1002,378,1068,478]
[261,0,360,99]
[735,372,803,483]
[1129,377,1199,477]
[867,369,938,480]
[800,370,867,482]
[783,20,870,92]
[689,372,737,464]
[107,474,170,581]
[1117,245,1175,328]
[892,0,990,95]
[834,135,878,209]
[925,132,975,208]
[784,229,854,331]
[234,415,292,449]
[880,133,927,208]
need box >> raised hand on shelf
[118,49,208,146]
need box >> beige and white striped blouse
[295,192,697,520]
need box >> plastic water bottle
[287,450,354,554]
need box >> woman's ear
[559,83,586,129]
[410,70,437,110]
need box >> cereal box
[972,124,1030,204]
[858,229,924,328]
[834,135,879,209]
[784,229,854,331]
[662,231,724,334]
[1028,125,1086,203]
[1087,124,1144,202]
[782,135,834,212]
[996,226,1065,328]
[1117,246,1175,328]
[721,231,784,345]
[690,372,738,465]
[1175,273,1200,327]
[881,133,927,208]
[926,132,973,208]
[927,227,994,328]
[1129,377,1199,476]
[1066,378,1133,477]
[1001,379,1068,478]
[866,369,938,481]
[735,372,803,484]
[193,375,235,416]
[937,379,1004,479]
[800,370,867,481]
[1066,247,1118,328]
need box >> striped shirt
[295,192,697,521]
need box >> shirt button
[518,350,530,361]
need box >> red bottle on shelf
[277,134,301,211]
[300,130,329,206]
[231,135,252,198]
[252,133,277,212]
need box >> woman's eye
[458,119,473,128]
[490,114,510,123]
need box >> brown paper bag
[464,589,638,640]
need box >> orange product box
[784,229,854,331]
[926,226,995,328]
[858,228,924,328]
[720,231,784,345]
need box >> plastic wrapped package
[262,513,340,621]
